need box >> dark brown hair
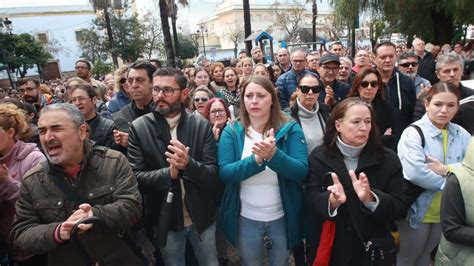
[348,67,384,101]
[425,82,460,104]
[323,97,384,154]
[239,76,288,135]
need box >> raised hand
[349,170,373,203]
[212,121,221,140]
[113,130,129,147]
[327,173,347,210]
[324,86,335,106]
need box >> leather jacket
[128,109,219,235]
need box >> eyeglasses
[69,96,90,103]
[321,66,340,72]
[360,80,378,88]
[399,62,418,68]
[299,85,324,94]
[152,86,182,96]
[210,109,225,115]
[194,97,209,103]
[19,87,37,93]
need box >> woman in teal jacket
[218,76,308,265]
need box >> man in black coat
[127,68,220,266]
[374,42,417,129]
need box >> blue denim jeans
[238,216,290,266]
[157,222,218,266]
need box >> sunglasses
[194,97,209,103]
[299,85,323,94]
[399,62,418,68]
[360,80,378,88]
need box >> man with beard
[397,52,431,98]
[112,60,155,148]
[127,68,220,266]
[19,78,48,113]
[11,103,143,265]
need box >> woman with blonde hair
[108,65,131,113]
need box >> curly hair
[0,103,30,140]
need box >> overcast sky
[0,0,332,32]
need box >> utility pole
[243,0,252,54]
[312,0,317,51]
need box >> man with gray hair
[397,52,431,97]
[12,103,143,265]
[412,38,438,84]
[337,56,354,84]
[276,49,314,109]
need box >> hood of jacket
[0,141,40,166]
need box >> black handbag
[336,170,397,266]
[364,231,396,266]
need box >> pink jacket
[0,141,45,258]
[0,141,45,203]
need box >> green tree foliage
[330,0,359,39]
[95,12,147,63]
[0,33,52,78]
[77,27,109,63]
[332,0,474,45]
[380,0,474,44]
[177,33,198,59]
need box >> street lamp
[197,26,208,58]
[0,17,15,89]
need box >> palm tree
[90,0,119,68]
[157,0,188,67]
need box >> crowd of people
[0,37,474,266]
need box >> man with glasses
[353,49,371,74]
[69,84,116,149]
[317,53,350,106]
[112,60,156,148]
[75,59,107,101]
[306,51,321,74]
[276,48,292,74]
[18,78,48,113]
[276,49,314,109]
[397,52,431,97]
[128,68,220,266]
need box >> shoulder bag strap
[409,124,425,148]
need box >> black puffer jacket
[128,110,220,235]
[87,113,115,148]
